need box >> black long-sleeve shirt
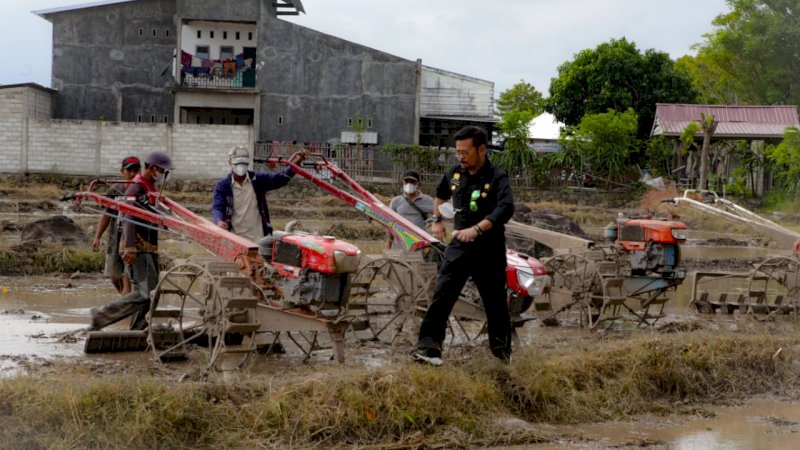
[435,159,514,243]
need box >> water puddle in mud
[497,398,800,450]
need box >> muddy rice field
[3,182,800,449]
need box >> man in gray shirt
[386,170,435,249]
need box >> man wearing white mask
[212,145,305,243]
[386,170,435,249]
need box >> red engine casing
[505,249,550,298]
[618,219,688,251]
[269,233,361,278]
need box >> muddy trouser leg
[417,245,470,357]
[92,253,158,330]
[471,248,512,360]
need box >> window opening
[137,114,142,122]
[196,45,210,60]
[165,29,170,37]
[248,32,253,40]
[152,29,156,37]
[278,116,284,126]
[347,118,353,127]
[236,31,240,40]
[220,46,234,60]
[367,118,373,128]
[163,116,169,123]
[210,31,214,39]
[139,28,143,37]
[223,31,227,40]
[150,115,156,123]
[197,30,201,39]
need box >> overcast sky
[2,0,730,96]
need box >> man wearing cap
[91,156,141,295]
[212,145,306,243]
[90,151,174,331]
[386,170,434,250]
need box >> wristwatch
[431,214,443,223]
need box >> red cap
[121,156,141,170]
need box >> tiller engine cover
[617,218,688,277]
[260,231,361,313]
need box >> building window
[165,29,170,37]
[248,32,253,40]
[196,45,210,60]
[197,30,201,39]
[220,46,234,60]
[210,31,214,39]
[209,117,214,124]
[367,118,373,128]
[139,28,144,37]
[278,116,283,126]
[223,31,227,40]
[163,116,168,123]
[357,118,363,127]
[196,117,201,124]
[236,31,240,40]
[150,115,156,123]
[152,29,157,37]
[137,114,143,122]
[347,118,353,128]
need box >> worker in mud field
[412,126,514,366]
[386,169,434,250]
[91,156,141,296]
[212,145,306,243]
[90,151,174,331]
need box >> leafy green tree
[766,127,800,194]
[563,108,640,185]
[496,80,544,117]
[547,38,698,139]
[644,135,674,177]
[686,0,800,106]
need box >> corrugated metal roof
[34,0,135,17]
[651,103,800,138]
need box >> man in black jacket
[412,126,514,366]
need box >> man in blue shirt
[212,146,305,242]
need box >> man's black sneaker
[411,349,443,366]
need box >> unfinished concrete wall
[48,0,177,122]
[176,0,259,22]
[0,117,251,179]
[256,12,418,145]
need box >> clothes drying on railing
[180,50,256,85]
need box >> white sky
[1,0,729,96]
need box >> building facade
[36,0,494,147]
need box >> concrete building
[34,0,494,147]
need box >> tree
[563,108,639,185]
[496,80,544,117]
[547,38,698,140]
[685,0,800,106]
[698,113,718,189]
[766,127,800,195]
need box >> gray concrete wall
[256,12,418,145]
[49,0,177,122]
[176,0,259,21]
[0,116,252,179]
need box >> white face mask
[403,183,417,195]
[233,164,248,177]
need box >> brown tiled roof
[651,103,800,139]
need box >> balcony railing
[180,67,256,89]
